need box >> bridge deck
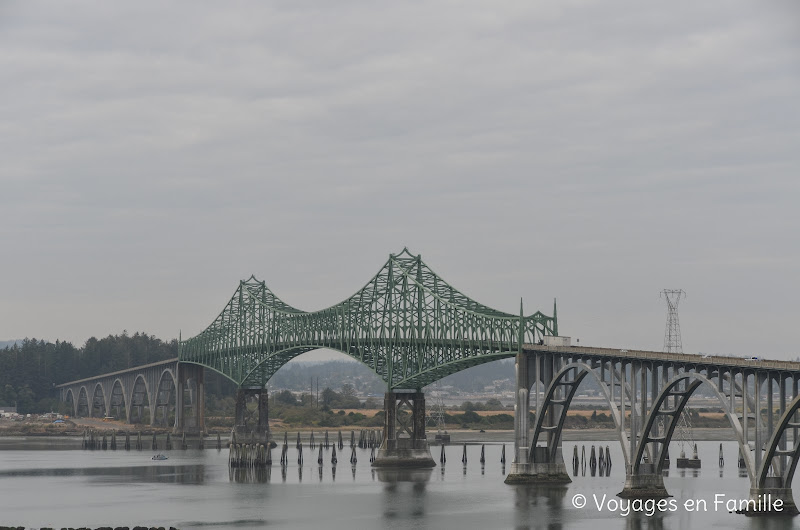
[524,344,800,372]
[56,358,179,388]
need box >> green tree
[462,410,481,424]
[3,384,16,407]
[485,398,503,410]
[16,385,35,414]
[321,387,338,407]
[275,390,298,406]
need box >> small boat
[152,454,168,461]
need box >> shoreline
[0,427,738,443]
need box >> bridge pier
[175,363,205,434]
[233,387,271,444]
[506,351,571,484]
[372,391,435,468]
[742,480,798,516]
[618,465,669,499]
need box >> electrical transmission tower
[661,289,686,354]
[427,389,447,433]
[660,289,695,462]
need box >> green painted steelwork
[180,248,556,389]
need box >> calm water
[0,438,798,529]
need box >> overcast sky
[1,1,799,361]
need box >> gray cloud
[1,1,798,360]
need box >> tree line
[0,333,177,413]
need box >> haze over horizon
[2,2,798,361]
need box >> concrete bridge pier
[743,480,799,516]
[372,390,435,468]
[174,363,205,434]
[618,465,669,499]
[233,387,270,444]
[506,351,570,484]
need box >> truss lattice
[180,248,557,389]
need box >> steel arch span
[179,248,557,389]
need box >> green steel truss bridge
[179,248,557,390]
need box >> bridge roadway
[57,358,179,389]
[524,343,800,371]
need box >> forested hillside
[0,333,176,413]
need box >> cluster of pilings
[675,443,701,469]
[437,443,507,473]
[299,429,381,450]
[572,445,612,477]
[82,430,207,451]
[229,443,272,467]
[229,440,548,483]
[231,429,383,472]
[82,429,129,450]
[357,429,380,449]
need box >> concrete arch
[530,361,631,468]
[64,388,77,417]
[91,382,107,418]
[77,386,90,417]
[758,385,800,489]
[129,374,151,424]
[635,372,754,480]
[130,374,150,406]
[109,379,127,421]
[153,368,178,427]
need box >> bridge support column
[506,352,570,484]
[257,391,269,440]
[233,387,270,444]
[372,391,435,468]
[741,480,798,516]
[175,363,205,434]
[618,464,669,499]
[507,351,532,481]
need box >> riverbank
[0,426,739,443]
[444,427,739,443]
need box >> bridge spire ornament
[553,298,558,336]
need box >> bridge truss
[179,248,557,389]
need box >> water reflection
[746,517,797,530]
[0,464,206,484]
[624,512,665,530]
[378,469,432,522]
[513,484,568,530]
[3,441,793,530]
[376,468,433,484]
[229,465,270,484]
